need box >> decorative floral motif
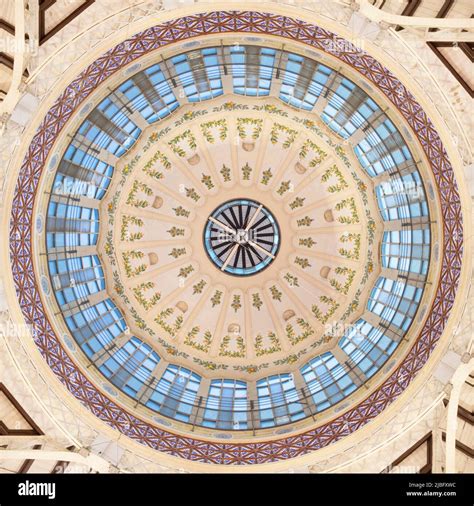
[274,352,307,366]
[339,233,361,260]
[363,253,375,284]
[112,270,126,297]
[270,123,298,148]
[289,196,305,210]
[130,307,148,330]
[201,174,215,190]
[169,247,186,259]
[285,318,314,345]
[299,139,327,167]
[334,145,349,164]
[219,333,246,358]
[122,250,146,278]
[126,180,153,208]
[174,110,208,127]
[294,256,311,269]
[329,267,356,295]
[185,327,213,353]
[143,167,164,181]
[253,103,288,116]
[193,358,229,371]
[192,279,207,294]
[104,231,114,257]
[349,169,369,205]
[122,155,140,176]
[155,308,183,337]
[367,217,376,244]
[231,294,242,312]
[312,296,340,324]
[335,197,359,224]
[255,332,281,356]
[200,119,228,143]
[167,226,185,237]
[284,273,299,287]
[260,168,273,185]
[143,127,171,151]
[132,281,161,310]
[358,181,367,193]
[236,117,263,140]
[269,285,282,301]
[214,101,249,113]
[210,290,223,307]
[173,206,190,218]
[154,334,189,358]
[252,293,263,310]
[233,363,269,374]
[241,163,252,180]
[296,216,314,227]
[168,130,197,157]
[321,164,349,193]
[298,237,316,248]
[106,192,120,225]
[185,187,200,202]
[178,265,194,278]
[121,215,143,242]
[143,149,171,176]
[277,180,292,196]
[220,164,231,182]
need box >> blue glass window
[382,229,430,275]
[55,146,113,200]
[354,119,412,176]
[48,255,104,306]
[339,319,398,379]
[46,203,99,248]
[202,379,248,429]
[300,352,356,412]
[376,172,428,221]
[65,298,126,358]
[230,46,275,96]
[203,199,280,276]
[99,336,160,399]
[321,78,379,137]
[146,365,201,422]
[280,53,331,109]
[172,48,223,102]
[257,374,304,428]
[118,65,179,123]
[77,96,141,157]
[368,277,423,331]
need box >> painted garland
[9,11,463,465]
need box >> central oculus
[203,199,280,276]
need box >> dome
[1,4,471,474]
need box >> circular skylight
[203,199,280,276]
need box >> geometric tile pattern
[9,11,463,464]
